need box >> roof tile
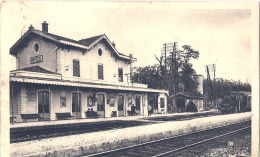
[78,34,104,47]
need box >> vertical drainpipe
[11,82,14,125]
[142,92,144,116]
[77,88,79,120]
[103,94,104,119]
[125,91,127,117]
[48,87,51,122]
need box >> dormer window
[34,43,39,53]
[98,48,103,56]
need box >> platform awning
[10,76,168,94]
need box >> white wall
[158,93,167,113]
[16,37,57,72]
[58,41,130,83]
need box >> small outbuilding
[172,92,205,112]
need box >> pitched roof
[11,66,58,74]
[79,34,104,47]
[10,28,132,61]
[45,31,84,46]
[173,92,205,99]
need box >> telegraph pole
[205,64,216,108]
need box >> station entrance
[38,91,50,120]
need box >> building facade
[10,21,168,122]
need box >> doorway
[176,97,185,112]
[97,93,105,117]
[72,92,82,118]
[135,95,141,115]
[38,91,50,120]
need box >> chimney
[42,21,48,32]
[112,42,116,48]
[28,24,34,30]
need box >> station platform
[10,111,198,129]
[10,112,251,157]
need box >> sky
[1,1,257,83]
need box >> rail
[87,120,250,157]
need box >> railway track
[10,120,155,143]
[10,112,222,143]
[86,120,250,157]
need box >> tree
[179,63,197,93]
[218,95,237,114]
[131,65,164,89]
[179,45,200,93]
[133,43,201,96]
[204,78,251,101]
[154,44,200,95]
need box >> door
[148,96,154,113]
[72,92,82,118]
[97,94,105,117]
[38,91,50,120]
[176,97,185,112]
[135,96,141,115]
[118,95,124,117]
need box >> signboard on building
[30,55,43,64]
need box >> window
[118,68,123,82]
[73,60,80,77]
[98,48,103,56]
[160,98,165,108]
[135,96,141,110]
[72,92,81,112]
[87,97,93,107]
[118,95,124,111]
[98,64,104,80]
[60,96,66,107]
[34,43,39,53]
[97,94,105,111]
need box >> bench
[111,111,117,117]
[127,110,139,116]
[20,114,42,122]
[85,111,99,118]
[56,112,74,120]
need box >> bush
[186,101,198,112]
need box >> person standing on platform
[131,104,136,116]
[148,104,152,116]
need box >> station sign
[30,55,43,64]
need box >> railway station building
[9,21,168,122]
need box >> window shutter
[118,68,123,82]
[73,60,80,77]
[98,65,104,79]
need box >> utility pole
[238,80,241,112]
[173,42,178,96]
[213,64,216,108]
[205,64,216,108]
